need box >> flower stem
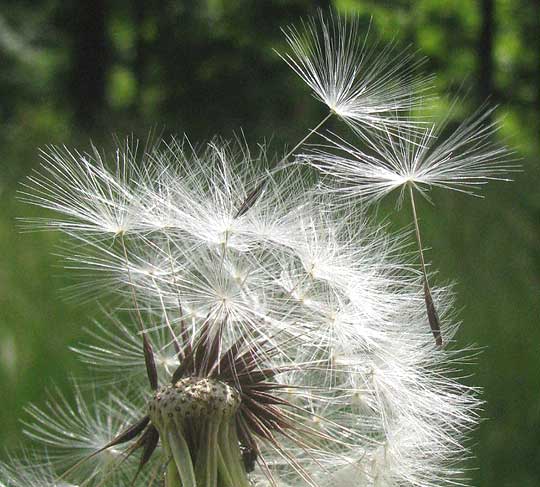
[195,420,220,487]
[118,232,145,334]
[161,434,181,487]
[218,420,251,487]
[278,111,333,168]
[166,457,181,487]
[119,231,159,388]
[408,185,428,283]
[217,446,236,486]
[167,428,197,487]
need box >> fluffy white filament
[279,11,432,136]
[13,138,480,487]
[304,104,516,205]
[3,10,502,487]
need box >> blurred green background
[0,0,538,485]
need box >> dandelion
[11,137,480,487]
[306,104,515,203]
[237,11,431,216]
[6,10,495,487]
[23,384,150,484]
[20,143,146,236]
[279,11,431,138]
[303,103,516,345]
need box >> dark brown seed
[424,281,443,347]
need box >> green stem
[218,420,251,487]
[166,457,181,487]
[168,428,197,487]
[195,420,220,487]
[217,445,236,486]
[160,417,251,487]
[161,434,181,487]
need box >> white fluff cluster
[12,138,477,487]
[304,104,515,205]
[279,11,431,136]
[3,10,509,487]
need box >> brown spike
[173,315,213,382]
[198,320,223,376]
[241,397,293,431]
[237,365,293,384]
[424,281,443,347]
[247,389,295,407]
[143,335,159,390]
[211,336,245,379]
[171,324,208,382]
[241,408,280,445]
[108,415,150,447]
[171,348,193,383]
[130,425,160,485]
[241,382,293,392]
[235,182,266,218]
[139,424,160,466]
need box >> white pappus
[3,9,510,487]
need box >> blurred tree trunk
[68,1,109,129]
[478,0,494,100]
[133,0,146,115]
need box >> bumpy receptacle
[148,377,241,428]
[147,377,249,487]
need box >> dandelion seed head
[279,11,432,136]
[305,104,517,205]
[9,6,496,485]
[18,137,481,486]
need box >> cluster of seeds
[148,377,241,429]
[3,11,504,487]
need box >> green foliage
[0,198,86,446]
